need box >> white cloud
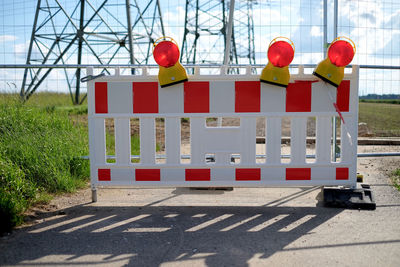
[0,35,17,43]
[310,26,323,37]
[338,1,400,64]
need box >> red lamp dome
[267,40,294,68]
[153,40,180,68]
[328,40,355,67]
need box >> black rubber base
[323,185,376,210]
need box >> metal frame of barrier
[87,66,359,202]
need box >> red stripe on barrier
[236,168,261,181]
[286,81,312,112]
[185,169,210,181]
[235,81,260,112]
[336,80,350,112]
[95,82,108,113]
[98,169,111,181]
[184,82,210,113]
[135,169,161,181]
[133,82,159,113]
[336,167,349,180]
[286,168,311,180]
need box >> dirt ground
[0,145,399,267]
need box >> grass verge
[0,101,89,234]
[391,169,400,192]
[359,102,400,137]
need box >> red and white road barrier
[87,66,359,197]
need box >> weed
[391,169,400,192]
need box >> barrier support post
[92,186,97,203]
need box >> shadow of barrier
[0,204,383,266]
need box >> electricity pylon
[21,0,165,104]
[181,0,256,65]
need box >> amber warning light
[313,37,356,87]
[260,37,295,88]
[153,37,188,88]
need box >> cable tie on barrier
[333,102,345,124]
[80,73,106,82]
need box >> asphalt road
[0,146,399,267]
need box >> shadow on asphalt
[1,203,347,266]
[2,185,398,266]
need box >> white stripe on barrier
[158,83,184,113]
[260,83,286,112]
[261,167,285,181]
[211,168,235,182]
[210,81,235,113]
[161,168,185,182]
[311,82,336,112]
[310,167,336,181]
[108,82,133,113]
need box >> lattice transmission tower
[21,0,164,104]
[181,0,256,66]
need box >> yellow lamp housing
[158,62,188,88]
[153,36,188,88]
[313,58,344,88]
[260,37,295,88]
[260,62,290,88]
[313,36,356,88]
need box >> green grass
[0,92,85,107]
[391,169,400,191]
[359,102,400,137]
[0,100,89,233]
[391,169,400,192]
[105,128,159,163]
[105,133,142,163]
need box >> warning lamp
[313,37,356,87]
[260,37,295,88]
[153,37,188,88]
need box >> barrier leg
[91,186,97,203]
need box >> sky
[0,0,399,96]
